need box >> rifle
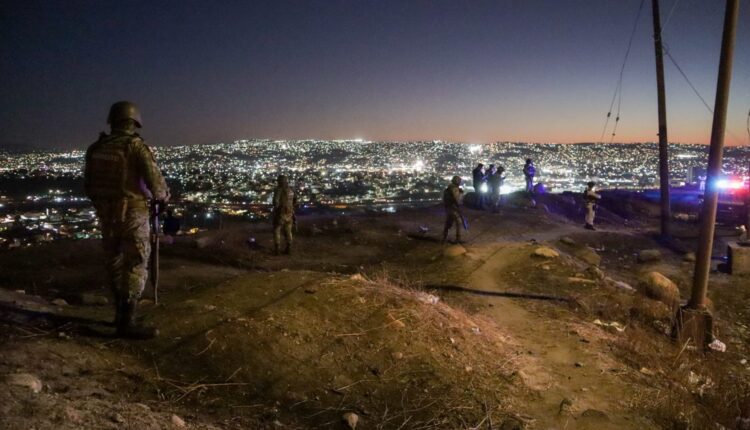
[149,201,161,305]
[459,211,469,231]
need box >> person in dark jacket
[472,163,487,208]
[523,158,536,193]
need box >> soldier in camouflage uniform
[442,175,465,244]
[84,101,169,339]
[272,175,296,255]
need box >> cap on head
[525,158,532,164]
[587,181,596,188]
[277,175,289,186]
[451,175,462,185]
[107,101,142,128]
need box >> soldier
[84,101,169,339]
[583,181,601,230]
[523,158,536,193]
[272,175,296,255]
[442,176,466,244]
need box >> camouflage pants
[585,203,596,226]
[274,220,293,251]
[443,211,462,242]
[95,200,150,301]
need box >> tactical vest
[277,187,295,217]
[85,134,137,200]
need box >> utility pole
[675,0,740,350]
[652,0,671,238]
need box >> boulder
[639,271,680,305]
[533,246,559,259]
[683,252,696,262]
[574,247,601,266]
[6,373,43,393]
[443,244,467,258]
[638,249,663,263]
[342,412,359,429]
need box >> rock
[638,249,663,263]
[80,293,108,306]
[63,406,82,424]
[350,273,365,282]
[171,414,186,427]
[112,413,126,424]
[639,271,680,305]
[304,287,318,294]
[683,252,696,262]
[6,373,43,393]
[560,236,576,246]
[558,397,574,416]
[580,409,610,422]
[342,412,359,429]
[51,298,68,306]
[391,351,404,360]
[639,367,656,376]
[443,244,467,258]
[533,246,559,258]
[575,362,584,367]
[575,247,601,266]
[134,403,151,411]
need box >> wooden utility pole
[675,0,740,349]
[652,0,671,238]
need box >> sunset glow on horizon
[1,1,748,149]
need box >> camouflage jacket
[443,184,463,213]
[272,185,296,222]
[84,131,169,205]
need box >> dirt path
[456,242,652,429]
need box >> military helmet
[107,101,142,128]
[451,175,462,185]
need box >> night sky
[1,0,749,149]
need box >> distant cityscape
[1,140,749,248]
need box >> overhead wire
[599,0,646,144]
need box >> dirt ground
[1,192,749,429]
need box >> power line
[599,0,646,143]
[661,0,681,33]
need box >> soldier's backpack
[85,133,138,200]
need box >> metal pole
[690,0,740,309]
[652,0,671,238]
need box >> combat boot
[116,300,158,339]
[283,244,292,255]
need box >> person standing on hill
[472,163,487,208]
[583,181,602,230]
[84,101,169,339]
[487,164,506,212]
[443,176,466,244]
[272,175,296,255]
[523,158,536,193]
